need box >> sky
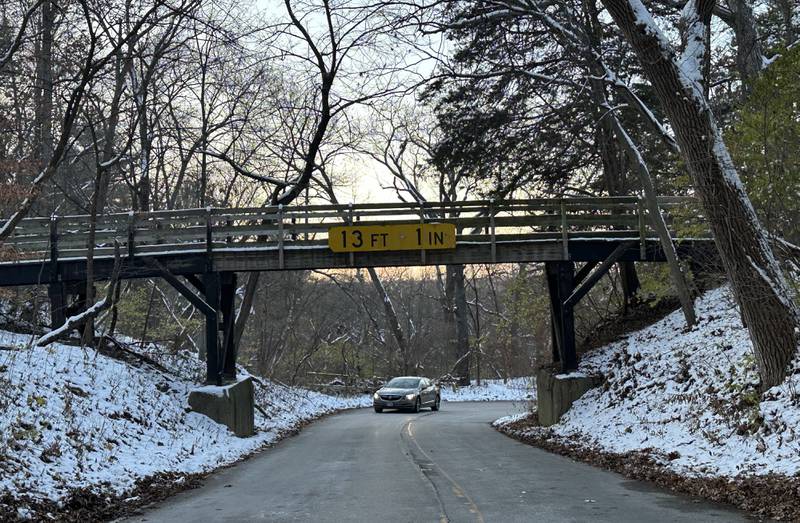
[250,0,443,205]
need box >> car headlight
[373,392,380,400]
[405,393,416,400]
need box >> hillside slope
[0,332,369,520]
[496,285,800,518]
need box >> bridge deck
[0,236,715,286]
[0,197,713,286]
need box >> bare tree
[0,0,45,71]
[0,0,201,240]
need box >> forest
[0,0,798,390]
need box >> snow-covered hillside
[0,332,368,519]
[0,330,531,520]
[497,285,800,478]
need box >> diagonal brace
[563,241,636,309]
[184,274,205,294]
[574,260,599,286]
[147,260,215,317]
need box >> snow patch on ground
[0,330,369,509]
[492,412,529,427]
[508,285,800,478]
[441,377,535,402]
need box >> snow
[193,382,237,398]
[0,331,369,510]
[0,329,534,513]
[505,285,800,478]
[492,412,529,427]
[440,377,535,403]
[678,0,707,86]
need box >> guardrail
[0,197,708,264]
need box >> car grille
[380,394,402,401]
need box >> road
[130,402,747,523]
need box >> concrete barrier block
[536,368,602,427]
[188,377,255,437]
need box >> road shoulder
[495,414,799,521]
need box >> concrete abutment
[188,377,255,437]
[536,368,602,427]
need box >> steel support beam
[148,260,233,385]
[574,260,599,286]
[219,272,237,381]
[203,271,221,385]
[545,263,563,364]
[545,261,577,372]
[146,259,221,384]
[147,260,214,317]
[564,241,635,309]
[184,274,205,294]
[48,283,67,328]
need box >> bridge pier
[200,271,238,384]
[219,272,238,381]
[203,272,221,384]
[545,261,577,372]
[545,241,638,372]
[48,282,67,329]
[150,262,239,385]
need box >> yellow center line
[406,420,485,523]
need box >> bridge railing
[0,196,708,262]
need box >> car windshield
[385,378,420,389]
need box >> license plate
[386,402,394,407]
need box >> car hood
[377,388,416,395]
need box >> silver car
[373,376,441,413]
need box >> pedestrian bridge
[0,196,712,281]
[0,197,716,382]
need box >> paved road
[130,402,747,522]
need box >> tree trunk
[34,0,54,172]
[724,0,766,88]
[602,0,800,389]
[771,0,795,45]
[234,271,260,351]
[367,267,410,374]
[96,47,131,212]
[618,262,640,308]
[609,117,697,327]
[435,265,457,373]
[449,264,471,385]
[585,0,693,324]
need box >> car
[373,376,440,413]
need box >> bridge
[0,197,715,384]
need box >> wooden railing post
[638,197,647,259]
[560,199,569,259]
[489,198,496,263]
[277,204,284,270]
[419,202,426,265]
[49,216,59,281]
[127,211,136,260]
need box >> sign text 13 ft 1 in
[328,223,456,253]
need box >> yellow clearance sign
[328,223,456,253]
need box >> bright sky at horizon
[249,0,444,205]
